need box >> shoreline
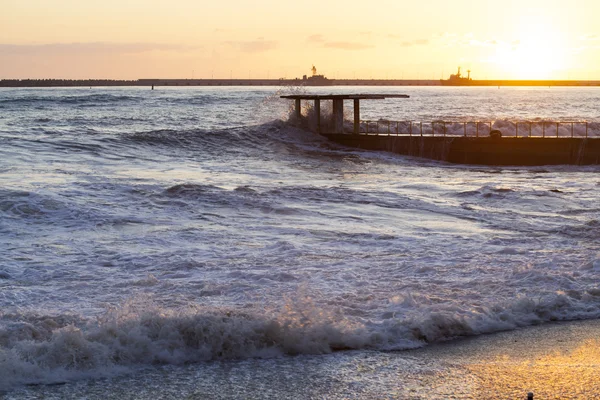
[11,319,600,399]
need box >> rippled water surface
[0,86,599,392]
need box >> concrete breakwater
[0,78,438,87]
[323,134,600,165]
[3,78,600,87]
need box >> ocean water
[0,86,599,395]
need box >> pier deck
[280,94,409,135]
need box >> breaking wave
[115,120,327,154]
[3,287,600,390]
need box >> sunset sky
[2,0,600,80]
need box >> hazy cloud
[439,32,472,47]
[225,39,278,53]
[0,42,197,55]
[572,37,600,53]
[358,31,374,41]
[399,39,430,47]
[324,41,374,50]
[307,35,373,50]
[580,34,600,41]
[467,38,501,47]
[307,34,325,43]
[438,33,511,48]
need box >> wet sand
[404,319,600,399]
[7,319,600,399]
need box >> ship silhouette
[441,67,473,86]
[301,65,333,86]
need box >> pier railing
[360,120,596,138]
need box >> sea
[0,86,599,398]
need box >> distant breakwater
[3,79,600,88]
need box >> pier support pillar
[353,99,360,134]
[333,99,344,133]
[314,99,321,133]
[295,99,301,123]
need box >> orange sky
[2,0,600,80]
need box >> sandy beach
[405,319,600,399]
[6,319,599,399]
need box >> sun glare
[491,23,568,80]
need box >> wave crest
[0,297,368,390]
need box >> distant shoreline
[2,78,600,87]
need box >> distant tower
[467,70,471,80]
[311,65,317,77]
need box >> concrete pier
[354,99,360,134]
[294,99,301,121]
[314,99,321,133]
[333,99,344,133]
[323,134,600,165]
[281,93,600,165]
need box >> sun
[491,22,568,80]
